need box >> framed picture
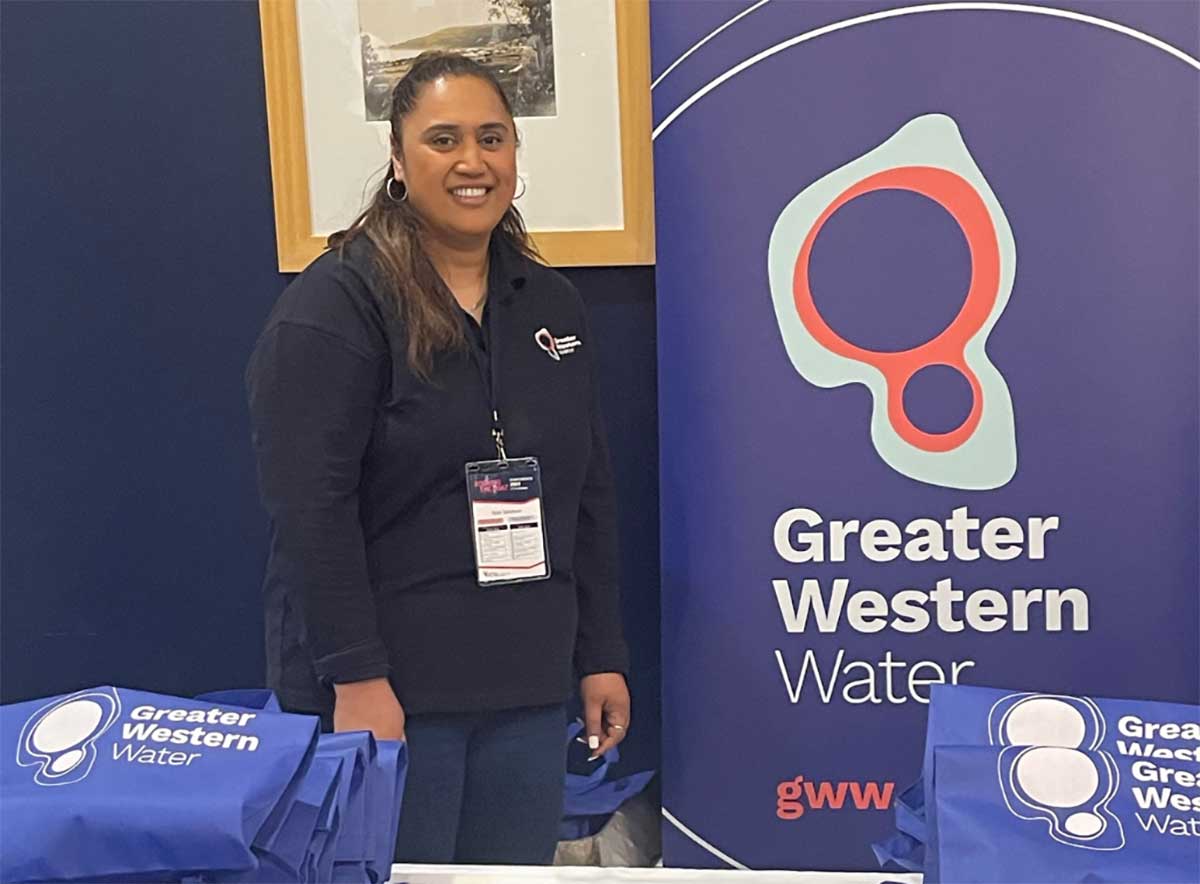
[259,0,654,271]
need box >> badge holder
[465,421,551,586]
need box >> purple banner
[650,0,1199,870]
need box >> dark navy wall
[1,1,659,773]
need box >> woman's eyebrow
[421,121,510,138]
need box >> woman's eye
[481,135,503,147]
[431,135,456,148]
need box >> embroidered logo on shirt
[534,328,582,361]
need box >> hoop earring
[387,178,408,203]
[514,176,527,200]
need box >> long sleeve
[571,316,631,677]
[247,318,390,684]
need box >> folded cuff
[314,638,391,684]
[574,644,630,678]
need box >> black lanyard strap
[484,292,507,461]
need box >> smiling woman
[246,52,632,866]
[328,54,536,374]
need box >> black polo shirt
[246,236,629,716]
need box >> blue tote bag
[882,684,1200,883]
[317,731,376,883]
[316,734,406,883]
[929,742,1199,883]
[211,750,346,884]
[560,720,655,841]
[303,755,346,883]
[198,690,407,884]
[196,689,283,713]
[921,685,1200,832]
[196,689,322,882]
[2,686,318,883]
[366,739,408,883]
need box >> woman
[246,52,631,864]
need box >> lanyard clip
[491,410,508,461]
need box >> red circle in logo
[792,166,1001,453]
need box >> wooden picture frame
[259,0,654,271]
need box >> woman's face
[393,75,518,245]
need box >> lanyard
[474,293,508,462]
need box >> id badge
[465,457,551,586]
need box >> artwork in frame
[259,0,654,271]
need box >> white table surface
[390,865,921,883]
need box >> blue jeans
[394,703,567,864]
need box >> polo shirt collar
[489,233,530,297]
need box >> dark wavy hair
[328,52,539,379]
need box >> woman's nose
[456,140,486,173]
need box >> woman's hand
[333,677,406,741]
[580,672,630,759]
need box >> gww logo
[776,774,894,819]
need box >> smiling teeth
[453,187,487,197]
